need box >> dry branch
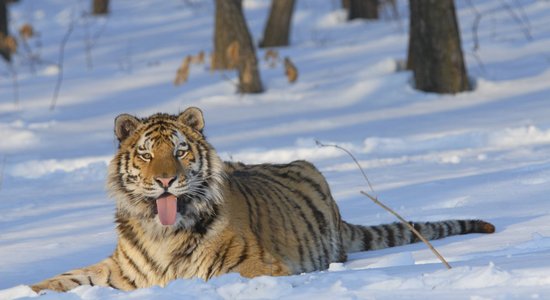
[360,191,452,269]
[82,11,93,69]
[498,0,532,41]
[2,58,19,105]
[82,12,109,70]
[465,0,482,51]
[49,21,75,111]
[264,49,279,68]
[316,140,452,269]
[191,51,205,64]
[315,140,376,195]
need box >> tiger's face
[108,107,225,230]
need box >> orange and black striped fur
[31,107,495,292]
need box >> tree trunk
[259,0,296,48]
[348,0,378,20]
[342,0,350,10]
[213,0,263,93]
[212,0,242,70]
[92,0,109,15]
[407,0,470,93]
[0,0,10,62]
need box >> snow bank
[9,156,111,179]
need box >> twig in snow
[360,191,452,269]
[467,51,487,77]
[465,0,482,52]
[81,10,109,70]
[382,0,403,33]
[50,21,75,111]
[315,140,376,197]
[2,59,19,106]
[498,0,532,41]
[88,17,108,49]
[511,0,532,36]
[219,71,239,90]
[315,140,452,270]
[82,10,93,70]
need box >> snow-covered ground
[1,0,550,299]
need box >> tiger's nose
[155,176,177,188]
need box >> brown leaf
[174,55,192,86]
[284,57,298,83]
[19,23,35,40]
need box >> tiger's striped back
[224,160,347,274]
[223,160,494,274]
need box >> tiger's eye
[176,149,186,158]
[141,153,152,160]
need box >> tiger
[30,107,495,292]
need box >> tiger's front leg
[30,257,134,293]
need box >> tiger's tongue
[156,194,177,226]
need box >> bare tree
[212,0,263,93]
[1,0,11,61]
[259,0,296,48]
[407,0,470,93]
[92,0,109,15]
[348,0,379,20]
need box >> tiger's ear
[178,107,204,132]
[114,114,141,142]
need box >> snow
[1,0,550,299]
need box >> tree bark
[213,0,263,93]
[0,0,10,62]
[348,0,378,20]
[259,0,296,48]
[342,0,350,10]
[407,0,470,93]
[212,0,242,70]
[92,0,109,15]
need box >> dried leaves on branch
[284,56,298,83]
[174,56,191,86]
[19,24,34,40]
[0,33,17,56]
[192,50,205,64]
[174,51,207,86]
[264,49,279,68]
[176,47,298,88]
[1,32,19,105]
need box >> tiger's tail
[342,219,495,253]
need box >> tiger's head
[108,107,225,231]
